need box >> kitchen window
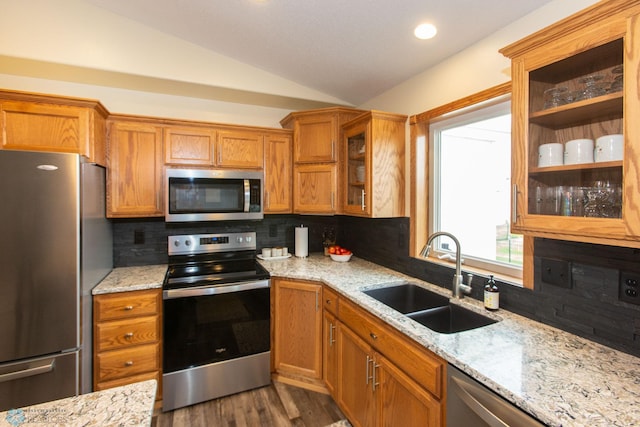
[411,82,524,282]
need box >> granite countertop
[95,256,640,426]
[0,379,156,427]
[259,254,640,427]
[92,265,167,295]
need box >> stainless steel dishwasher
[447,364,546,427]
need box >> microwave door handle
[244,179,250,212]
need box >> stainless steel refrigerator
[0,150,112,410]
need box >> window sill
[421,255,523,288]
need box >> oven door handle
[163,279,270,299]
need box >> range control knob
[173,240,180,247]
[246,235,253,243]
[236,236,244,243]
[185,239,191,246]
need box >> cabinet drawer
[339,299,445,398]
[94,289,160,321]
[95,315,159,351]
[95,343,160,383]
[323,286,339,315]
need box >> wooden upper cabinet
[165,126,216,166]
[217,130,264,169]
[294,163,337,214]
[342,111,406,218]
[264,131,293,213]
[281,107,365,164]
[0,92,108,166]
[107,120,164,218]
[500,0,640,247]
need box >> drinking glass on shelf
[543,87,569,109]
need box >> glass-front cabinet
[341,111,407,217]
[501,0,640,247]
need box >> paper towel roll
[295,225,308,258]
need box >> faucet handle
[466,273,473,286]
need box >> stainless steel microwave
[165,169,263,222]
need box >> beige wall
[0,0,598,127]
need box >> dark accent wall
[113,214,640,357]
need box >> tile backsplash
[112,215,640,357]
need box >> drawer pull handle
[370,332,378,340]
[124,361,134,367]
[124,305,134,311]
[124,332,134,339]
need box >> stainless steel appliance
[0,150,112,410]
[165,169,263,222]
[162,232,271,411]
[447,364,545,426]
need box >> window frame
[409,82,533,288]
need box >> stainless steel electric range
[162,232,271,411]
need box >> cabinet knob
[123,305,134,311]
[124,361,134,367]
[124,332,134,339]
[370,332,378,340]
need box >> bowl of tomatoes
[328,245,352,262]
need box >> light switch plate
[541,258,572,288]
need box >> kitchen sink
[363,283,449,314]
[407,304,497,334]
[363,283,498,334]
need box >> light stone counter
[92,265,167,295]
[260,254,640,427]
[0,379,156,426]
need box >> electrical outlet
[619,272,640,305]
[540,258,572,288]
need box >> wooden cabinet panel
[342,111,406,218]
[93,289,162,397]
[294,114,338,163]
[322,286,339,316]
[164,126,216,165]
[0,97,107,165]
[322,310,338,395]
[264,132,292,213]
[107,121,164,218]
[94,289,160,322]
[500,1,640,247]
[95,343,160,383]
[379,354,442,427]
[336,324,377,427]
[217,130,264,169]
[293,163,337,214]
[273,279,323,380]
[94,315,158,351]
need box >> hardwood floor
[152,381,346,427]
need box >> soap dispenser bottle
[484,275,499,311]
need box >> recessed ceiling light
[414,23,437,40]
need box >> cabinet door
[293,163,337,214]
[1,100,89,155]
[164,126,216,165]
[322,311,338,395]
[378,354,442,427]
[336,324,376,427]
[504,7,640,245]
[294,114,337,163]
[107,121,164,217]
[264,133,292,213]
[343,122,370,216]
[273,279,323,379]
[217,130,264,169]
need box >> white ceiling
[84,0,552,105]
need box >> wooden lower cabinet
[337,321,441,427]
[323,310,339,395]
[272,278,324,390]
[93,289,162,399]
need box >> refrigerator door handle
[0,359,55,383]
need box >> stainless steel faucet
[420,231,472,299]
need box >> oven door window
[163,287,270,373]
[168,177,245,214]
